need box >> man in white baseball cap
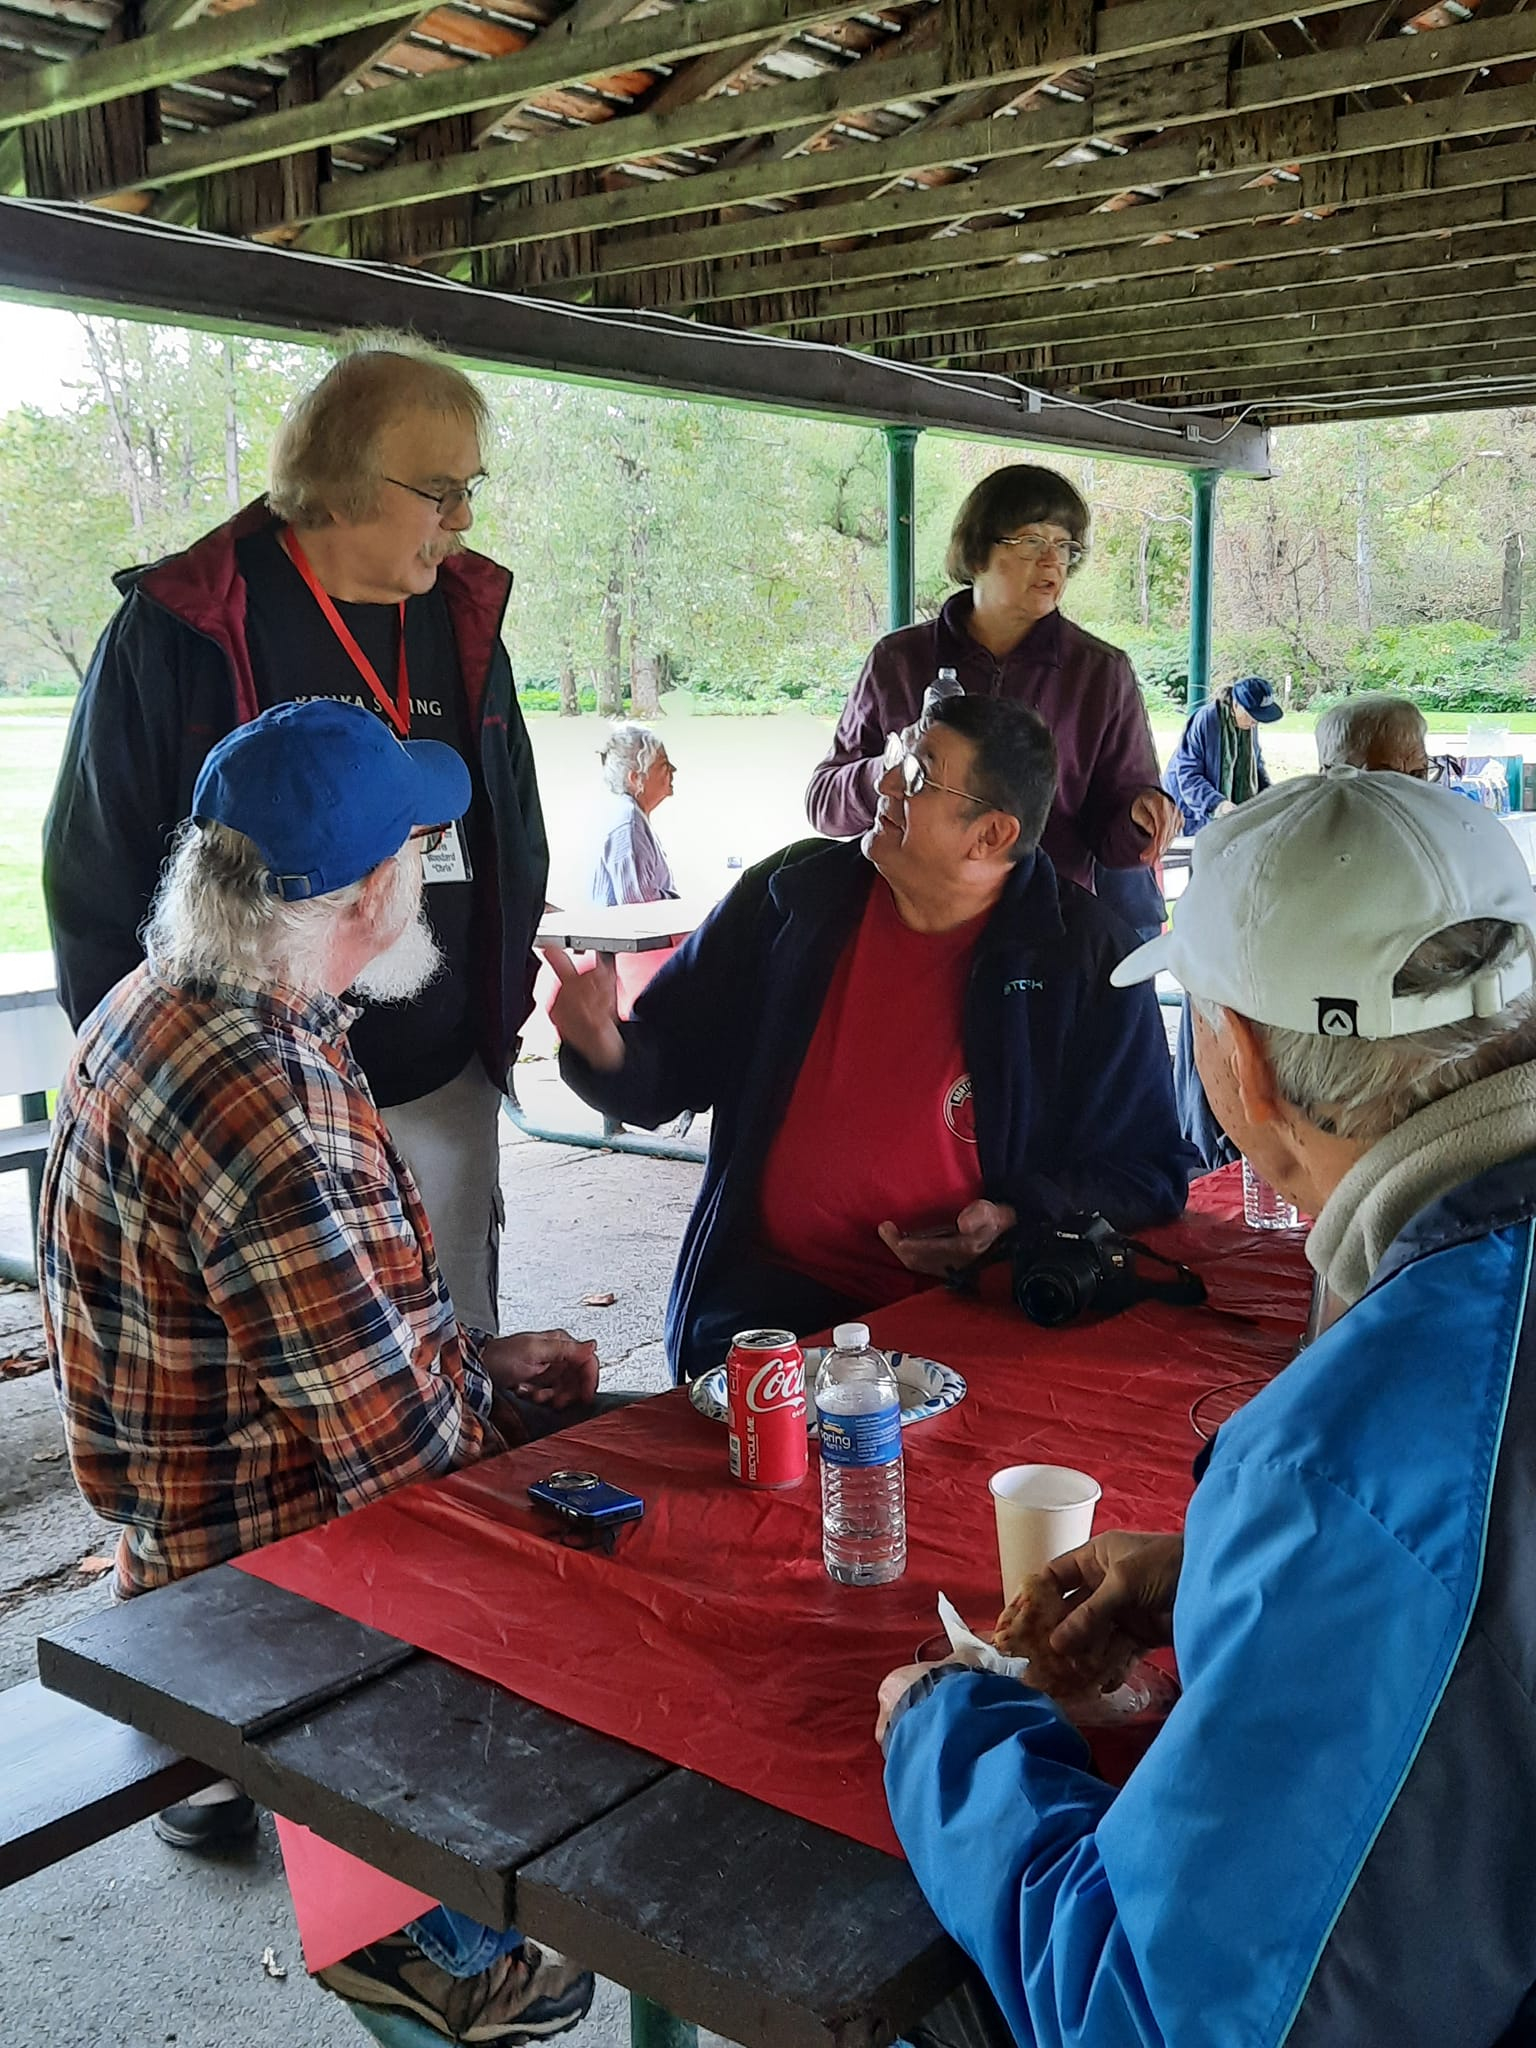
[876,767,1536,2047]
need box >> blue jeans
[405,1905,524,1977]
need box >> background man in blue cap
[39,700,598,2042]
[1162,673,1285,1166]
[1161,672,1283,835]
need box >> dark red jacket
[805,596,1162,890]
[42,499,548,1083]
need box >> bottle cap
[832,1322,870,1349]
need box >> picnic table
[509,900,720,1164]
[37,1170,1311,2048]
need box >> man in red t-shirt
[550,696,1195,1381]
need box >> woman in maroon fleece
[806,465,1178,894]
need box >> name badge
[422,820,471,885]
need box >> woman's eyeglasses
[994,533,1084,567]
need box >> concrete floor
[0,1060,724,2048]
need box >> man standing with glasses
[553,695,1194,1381]
[806,464,1179,907]
[44,338,547,1357]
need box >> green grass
[0,701,68,951]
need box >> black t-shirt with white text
[236,526,480,1107]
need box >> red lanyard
[282,528,409,738]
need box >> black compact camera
[949,1213,1206,1327]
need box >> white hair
[1193,919,1536,1142]
[142,820,374,996]
[599,722,664,796]
[1315,694,1427,772]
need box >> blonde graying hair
[1194,919,1536,1143]
[267,333,491,528]
[142,820,378,996]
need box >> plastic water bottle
[921,666,963,720]
[1242,1157,1301,1230]
[817,1322,906,1585]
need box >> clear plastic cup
[1242,1158,1301,1230]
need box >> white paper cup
[990,1464,1102,1604]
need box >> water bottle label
[819,1406,901,1468]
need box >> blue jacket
[1162,700,1271,834]
[41,500,548,1075]
[884,1152,1536,2046]
[561,838,1196,1380]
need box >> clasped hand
[877,1199,1016,1278]
[481,1328,600,1410]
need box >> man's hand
[1040,1531,1183,1680]
[878,1200,1016,1278]
[1214,799,1237,819]
[874,1659,965,1744]
[544,945,625,1072]
[481,1329,600,1410]
[1130,789,1181,864]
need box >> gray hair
[142,820,373,997]
[599,722,664,797]
[1315,694,1427,772]
[1194,919,1536,1143]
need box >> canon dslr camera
[948,1212,1205,1326]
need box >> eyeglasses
[882,733,991,806]
[410,825,450,854]
[994,532,1084,567]
[385,476,484,516]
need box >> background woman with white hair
[587,720,678,908]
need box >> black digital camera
[948,1213,1206,1327]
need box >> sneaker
[151,1793,259,1850]
[318,1934,595,2044]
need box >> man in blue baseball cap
[1161,674,1286,1167]
[40,699,601,2040]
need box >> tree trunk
[80,317,144,531]
[1136,519,1151,628]
[598,570,625,718]
[632,650,661,717]
[1501,530,1525,641]
[221,339,242,512]
[558,656,580,717]
[1353,426,1373,637]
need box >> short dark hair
[931,695,1057,861]
[945,464,1091,584]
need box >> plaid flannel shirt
[39,964,499,1594]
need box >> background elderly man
[878,768,1536,2048]
[42,336,547,1335]
[40,700,598,2042]
[551,695,1195,1382]
[1315,691,1431,776]
[588,719,678,907]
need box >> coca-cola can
[726,1328,808,1490]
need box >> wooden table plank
[516,1771,969,2048]
[245,1657,672,1928]
[38,1566,417,1779]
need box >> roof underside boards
[0,0,1532,434]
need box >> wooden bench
[0,1677,218,1889]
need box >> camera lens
[1018,1264,1086,1327]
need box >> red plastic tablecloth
[238,1168,1311,1964]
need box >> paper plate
[688,1346,966,1430]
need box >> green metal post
[885,424,921,631]
[629,1992,698,2048]
[1187,468,1218,710]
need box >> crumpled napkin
[934,1591,1030,1681]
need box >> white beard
[351,898,444,1004]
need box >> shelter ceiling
[1,0,1534,423]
